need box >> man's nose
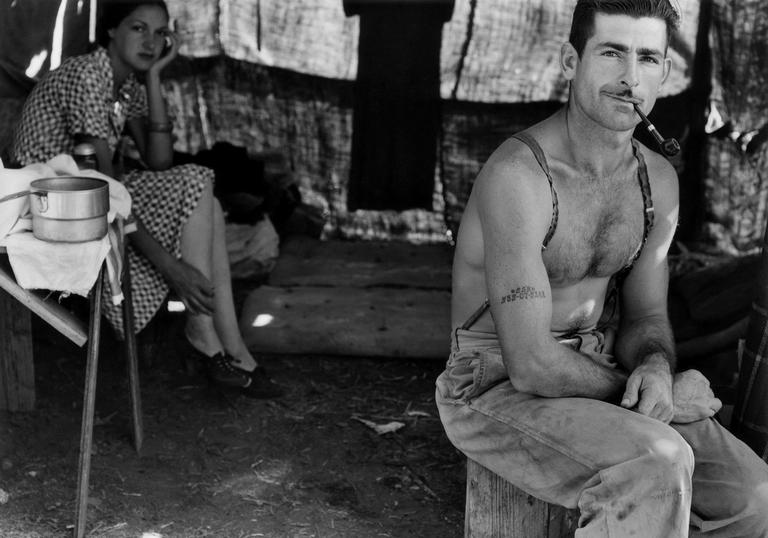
[620,60,639,88]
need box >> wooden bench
[465,459,579,538]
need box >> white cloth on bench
[0,155,132,300]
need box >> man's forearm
[615,314,676,373]
[504,341,628,400]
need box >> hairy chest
[543,176,646,285]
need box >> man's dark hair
[568,0,680,56]
[96,0,169,47]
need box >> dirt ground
[0,292,466,537]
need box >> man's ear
[660,56,672,87]
[108,28,115,40]
[560,42,579,80]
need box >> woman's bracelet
[148,120,172,133]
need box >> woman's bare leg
[210,198,259,371]
[180,180,224,356]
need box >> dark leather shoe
[178,337,250,388]
[239,365,284,399]
[205,353,252,388]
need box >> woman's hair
[95,0,169,47]
[568,0,681,56]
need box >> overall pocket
[436,348,507,403]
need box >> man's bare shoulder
[634,139,679,206]
[474,133,550,196]
[634,140,678,181]
[463,132,556,252]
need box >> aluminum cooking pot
[29,177,109,243]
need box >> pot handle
[0,190,30,204]
[30,191,48,213]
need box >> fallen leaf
[353,417,405,435]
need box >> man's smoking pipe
[633,103,680,158]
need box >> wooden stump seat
[465,458,579,538]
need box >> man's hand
[165,259,215,316]
[671,369,722,424]
[621,354,674,423]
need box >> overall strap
[608,140,657,300]
[460,298,490,331]
[623,140,655,272]
[632,139,655,245]
[511,132,559,249]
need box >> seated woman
[11,0,282,398]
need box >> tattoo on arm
[499,285,546,305]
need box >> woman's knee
[189,173,214,215]
[213,196,224,219]
[177,163,214,199]
[200,173,214,198]
[174,163,215,182]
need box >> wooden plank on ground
[269,237,453,289]
[240,285,450,359]
[0,288,34,411]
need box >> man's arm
[614,149,679,422]
[478,140,627,399]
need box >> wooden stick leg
[121,255,143,454]
[0,287,34,411]
[73,267,104,538]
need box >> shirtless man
[436,1,768,536]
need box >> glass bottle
[73,143,98,171]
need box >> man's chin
[595,118,637,135]
[603,110,640,133]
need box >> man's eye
[641,56,660,64]
[602,50,619,57]
[132,24,145,32]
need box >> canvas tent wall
[1,0,766,253]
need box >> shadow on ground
[0,293,465,537]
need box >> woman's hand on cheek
[149,32,179,75]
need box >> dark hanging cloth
[0,1,91,97]
[0,2,91,159]
[731,222,768,461]
[344,0,454,211]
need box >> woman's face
[108,4,170,74]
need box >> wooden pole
[73,267,103,538]
[121,252,143,454]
